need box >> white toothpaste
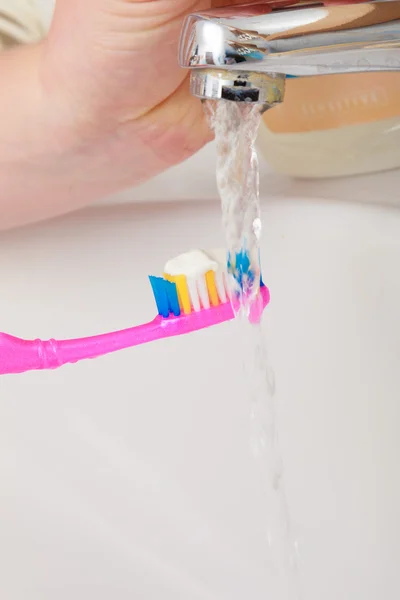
[164,249,228,311]
[164,249,218,279]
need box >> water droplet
[253,217,262,240]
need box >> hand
[41,0,368,189]
[41,0,246,191]
[0,0,367,229]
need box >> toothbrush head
[149,249,269,324]
[148,248,227,318]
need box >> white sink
[1,184,400,599]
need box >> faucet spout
[179,0,400,103]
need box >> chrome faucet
[179,0,400,105]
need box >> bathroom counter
[1,188,400,600]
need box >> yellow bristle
[164,273,192,315]
[205,271,220,307]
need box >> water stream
[204,100,262,316]
[205,99,301,599]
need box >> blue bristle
[228,249,255,288]
[236,250,253,283]
[228,247,264,289]
[165,280,181,317]
[149,276,170,318]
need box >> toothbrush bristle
[165,280,181,316]
[205,271,220,307]
[149,276,180,318]
[164,274,192,315]
[181,266,230,314]
[204,249,228,304]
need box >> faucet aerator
[190,69,286,105]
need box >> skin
[0,0,363,230]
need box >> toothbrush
[0,249,269,376]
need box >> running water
[204,100,262,317]
[205,99,301,600]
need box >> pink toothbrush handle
[0,317,166,375]
[0,286,269,376]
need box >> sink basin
[0,190,399,599]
